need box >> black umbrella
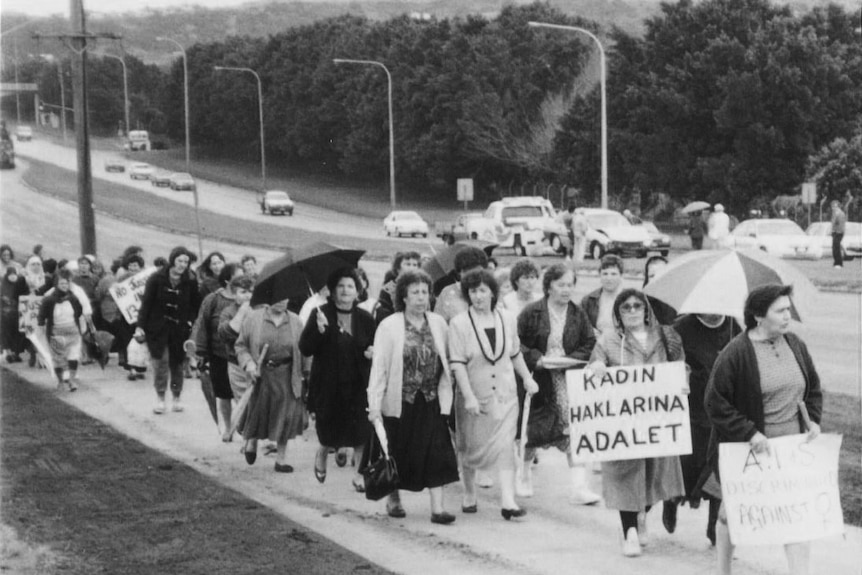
[422,240,498,284]
[251,241,365,307]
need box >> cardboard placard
[109,267,157,325]
[18,295,43,332]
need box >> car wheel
[385,229,391,237]
[470,232,478,240]
[288,210,294,216]
[591,242,605,260]
[660,250,669,257]
[422,233,428,238]
[550,234,564,254]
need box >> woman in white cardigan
[367,269,459,525]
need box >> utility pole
[33,0,121,256]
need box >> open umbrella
[643,249,818,321]
[681,201,711,214]
[251,241,365,307]
[422,240,498,284]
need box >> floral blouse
[402,316,442,403]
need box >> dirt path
[0,368,389,575]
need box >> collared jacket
[137,267,202,360]
[580,288,602,329]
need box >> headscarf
[23,255,45,292]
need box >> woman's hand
[806,421,821,442]
[363,345,373,359]
[133,327,146,343]
[749,431,770,455]
[463,395,482,416]
[585,361,607,381]
[535,356,545,370]
[523,375,539,396]
[243,360,257,376]
[316,310,328,334]
[367,408,382,423]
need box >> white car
[383,211,429,237]
[805,221,861,260]
[581,208,652,259]
[259,190,294,215]
[129,162,155,180]
[473,197,552,255]
[15,126,33,141]
[729,219,820,259]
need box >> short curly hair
[460,268,499,310]
[393,269,433,312]
[326,267,360,296]
[542,263,575,296]
[509,258,539,291]
[600,254,624,274]
[454,247,488,274]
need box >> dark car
[169,172,197,192]
[150,171,172,187]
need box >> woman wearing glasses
[587,289,685,558]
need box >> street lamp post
[100,53,129,138]
[333,58,396,210]
[529,22,608,209]
[157,36,202,258]
[214,65,266,191]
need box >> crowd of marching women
[0,241,824,573]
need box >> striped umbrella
[643,249,818,321]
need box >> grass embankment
[822,392,862,526]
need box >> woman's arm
[367,322,391,421]
[517,307,545,371]
[512,353,539,395]
[234,312,256,374]
[298,307,327,357]
[567,306,597,361]
[704,349,758,443]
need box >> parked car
[805,221,861,261]
[168,172,196,192]
[150,171,172,187]
[471,197,551,255]
[104,158,125,173]
[729,218,820,259]
[15,126,33,142]
[637,221,671,257]
[129,163,154,180]
[383,210,429,237]
[259,190,294,215]
[435,213,485,244]
[581,208,652,259]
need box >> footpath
[1,362,860,575]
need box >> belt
[263,358,292,368]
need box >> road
[1,153,860,575]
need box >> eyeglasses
[620,302,645,313]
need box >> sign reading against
[109,267,157,325]
[18,295,43,332]
[568,361,691,463]
[719,434,844,546]
[457,178,474,202]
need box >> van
[126,130,151,151]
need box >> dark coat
[192,289,235,360]
[137,267,202,362]
[703,331,822,481]
[580,288,601,329]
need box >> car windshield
[759,221,804,236]
[267,192,289,199]
[641,222,659,233]
[173,173,192,179]
[396,212,422,221]
[133,164,150,169]
[502,206,545,219]
[586,213,630,228]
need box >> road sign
[801,182,816,204]
[457,178,474,202]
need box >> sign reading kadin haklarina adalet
[567,361,691,463]
[109,267,157,325]
[719,434,844,546]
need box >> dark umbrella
[183,339,218,424]
[422,240,498,285]
[86,330,115,369]
[251,241,365,307]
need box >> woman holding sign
[587,288,685,557]
[704,284,822,575]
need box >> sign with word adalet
[568,361,691,463]
[719,434,843,546]
[109,267,157,325]
[18,295,43,332]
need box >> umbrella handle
[518,392,532,464]
[254,344,270,380]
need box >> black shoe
[335,452,348,467]
[501,507,527,520]
[461,503,478,514]
[386,501,406,518]
[244,450,257,465]
[274,463,294,473]
[662,500,678,534]
[28,353,36,367]
[431,512,456,525]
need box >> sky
[0,0,268,18]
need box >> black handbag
[360,424,400,501]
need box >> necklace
[468,308,505,365]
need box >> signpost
[457,178,474,211]
[802,182,816,225]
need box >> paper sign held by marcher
[18,295,42,332]
[719,434,844,546]
[568,361,691,463]
[109,267,157,325]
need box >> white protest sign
[109,267,157,324]
[719,433,844,546]
[18,295,43,332]
[568,361,691,463]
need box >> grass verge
[822,391,862,527]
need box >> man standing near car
[830,200,846,268]
[572,208,588,264]
[560,203,574,260]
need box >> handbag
[360,419,400,501]
[126,338,150,369]
[524,378,568,449]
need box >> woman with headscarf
[1,266,27,362]
[300,267,376,491]
[21,255,50,367]
[705,284,822,575]
[587,288,686,557]
[38,269,84,391]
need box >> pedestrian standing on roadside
[704,284,822,575]
[136,246,202,415]
[688,212,707,250]
[38,269,84,391]
[830,200,846,269]
[449,268,538,520]
[559,203,575,260]
[708,204,731,249]
[367,269,459,524]
[300,267,376,492]
[587,289,685,557]
[581,254,625,340]
[572,208,588,264]
[518,264,600,503]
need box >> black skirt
[383,394,459,492]
[316,385,371,449]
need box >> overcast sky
[1,0,260,17]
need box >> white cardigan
[367,311,453,418]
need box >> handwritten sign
[719,434,844,546]
[567,361,691,463]
[18,295,43,332]
[109,267,157,324]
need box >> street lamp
[99,52,129,138]
[157,36,203,258]
[333,58,396,209]
[529,22,608,209]
[214,65,266,191]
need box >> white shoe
[570,466,601,505]
[153,400,166,415]
[622,527,642,557]
[171,397,184,412]
[637,512,649,547]
[476,470,494,488]
[516,467,534,498]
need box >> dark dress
[383,318,459,492]
[672,315,741,499]
[299,303,376,449]
[1,275,27,354]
